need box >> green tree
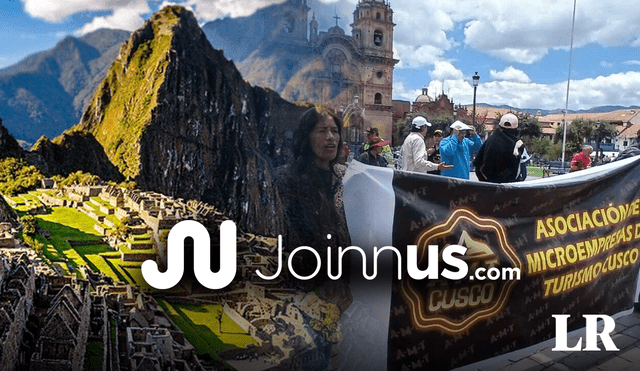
[592,122,617,164]
[58,171,102,187]
[0,158,44,196]
[19,215,38,236]
[547,142,564,161]
[113,223,130,242]
[517,113,543,140]
[531,137,551,157]
[215,308,223,333]
[554,118,596,156]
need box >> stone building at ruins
[0,254,36,371]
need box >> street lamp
[472,72,480,127]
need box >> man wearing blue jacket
[440,121,483,179]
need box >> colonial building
[247,0,399,142]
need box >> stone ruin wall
[0,260,36,371]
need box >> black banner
[388,158,640,370]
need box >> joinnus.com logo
[141,220,521,290]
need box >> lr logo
[141,220,237,290]
[552,314,619,351]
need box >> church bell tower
[351,0,395,58]
[278,0,311,45]
[350,0,397,142]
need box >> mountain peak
[75,5,303,234]
[79,6,215,177]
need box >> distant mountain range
[476,103,640,116]
[0,29,130,143]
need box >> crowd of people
[276,106,606,272]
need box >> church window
[331,80,341,99]
[374,30,383,46]
[284,15,295,33]
[332,63,341,75]
[376,12,381,20]
[374,93,382,105]
[376,70,383,78]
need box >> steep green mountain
[0,29,129,143]
[77,6,305,235]
[0,118,24,159]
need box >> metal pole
[472,86,477,126]
[561,0,578,171]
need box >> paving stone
[530,352,554,366]
[610,333,637,350]
[508,349,538,363]
[620,325,640,340]
[623,315,636,328]
[595,356,633,371]
[614,321,629,333]
[617,346,640,363]
[542,363,571,371]
[559,352,598,370]
[476,357,514,371]
[540,348,570,363]
[615,314,640,328]
[584,349,616,360]
[503,357,546,371]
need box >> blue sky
[1,0,639,110]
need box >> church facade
[271,0,399,143]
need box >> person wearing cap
[570,145,593,172]
[400,116,452,173]
[473,113,524,183]
[440,121,483,179]
[363,127,394,165]
[357,136,389,167]
[427,129,444,175]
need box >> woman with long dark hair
[277,105,351,278]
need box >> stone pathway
[460,309,640,371]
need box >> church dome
[415,87,432,103]
[328,25,345,35]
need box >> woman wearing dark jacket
[277,106,351,280]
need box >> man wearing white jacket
[400,116,452,173]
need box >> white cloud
[485,47,549,64]
[393,81,422,102]
[429,61,464,82]
[184,0,287,21]
[21,0,146,22]
[77,2,151,34]
[625,60,640,65]
[490,67,531,83]
[394,44,444,69]
[21,0,289,33]
[600,61,613,68]
[459,0,640,63]
[419,71,640,110]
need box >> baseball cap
[412,116,431,128]
[499,113,519,129]
[450,121,472,131]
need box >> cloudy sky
[1,0,639,110]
